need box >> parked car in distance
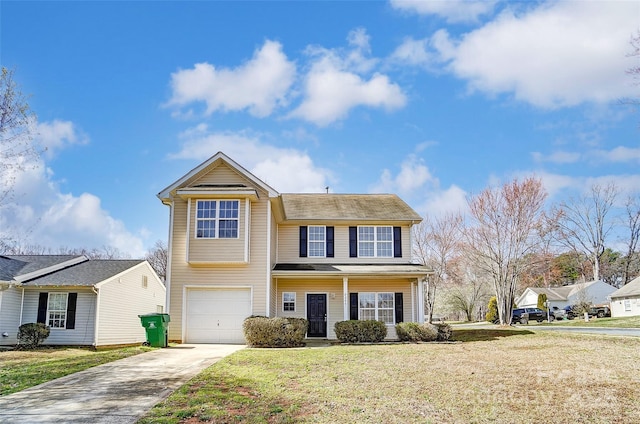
[589,305,611,318]
[512,307,547,324]
[549,306,566,320]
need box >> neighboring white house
[609,276,640,317]
[0,255,165,347]
[516,280,617,309]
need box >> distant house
[609,276,640,317]
[516,280,617,310]
[157,152,432,343]
[0,255,165,347]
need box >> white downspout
[165,201,175,315]
[417,278,425,323]
[343,277,349,320]
[265,199,271,317]
[411,281,415,323]
[19,287,25,326]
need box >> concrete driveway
[0,344,245,424]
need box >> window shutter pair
[37,292,77,329]
[348,226,402,257]
[349,292,404,323]
[299,226,334,257]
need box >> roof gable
[610,275,640,298]
[21,259,147,287]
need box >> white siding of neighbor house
[611,296,640,317]
[21,288,96,345]
[166,166,271,342]
[566,281,616,306]
[96,262,166,346]
[277,224,413,264]
[0,288,22,345]
[517,290,566,309]
[274,278,415,340]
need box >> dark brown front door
[307,294,327,337]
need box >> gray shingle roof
[280,194,422,222]
[610,276,640,298]
[21,260,145,287]
[0,255,83,281]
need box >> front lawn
[0,346,153,396]
[140,330,640,423]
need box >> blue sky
[1,0,639,258]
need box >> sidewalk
[0,344,245,424]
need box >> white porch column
[343,277,349,320]
[411,282,415,322]
[417,278,425,323]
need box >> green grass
[140,330,640,424]
[538,315,640,328]
[0,346,154,396]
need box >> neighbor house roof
[278,194,423,222]
[21,259,146,287]
[520,281,605,302]
[0,255,86,282]
[610,275,640,298]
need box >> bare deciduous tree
[553,183,618,282]
[622,195,640,284]
[465,177,547,325]
[145,240,168,282]
[412,213,463,322]
[446,254,491,322]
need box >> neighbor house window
[48,293,68,329]
[283,292,296,312]
[308,226,326,258]
[358,292,394,324]
[196,200,239,238]
[624,300,631,312]
[358,226,393,257]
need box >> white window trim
[624,299,632,312]
[357,226,393,258]
[48,292,68,330]
[283,292,296,312]
[358,292,395,325]
[308,225,326,258]
[194,199,240,239]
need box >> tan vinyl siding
[168,196,270,342]
[96,263,166,346]
[21,289,96,345]
[191,162,253,186]
[0,288,22,345]
[277,224,413,264]
[188,199,247,263]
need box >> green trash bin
[139,313,170,347]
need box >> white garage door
[185,288,251,343]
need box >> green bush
[242,316,308,348]
[435,323,452,341]
[334,320,387,343]
[395,322,438,342]
[17,322,50,349]
[486,296,499,324]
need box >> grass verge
[140,330,640,424]
[539,315,640,328]
[0,345,154,396]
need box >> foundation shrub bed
[435,323,452,341]
[395,322,438,342]
[242,316,308,348]
[334,320,387,343]
[16,323,50,349]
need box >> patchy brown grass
[140,330,640,424]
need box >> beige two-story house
[158,152,431,343]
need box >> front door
[307,294,327,337]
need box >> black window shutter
[66,293,78,330]
[37,293,48,324]
[299,226,307,257]
[349,293,359,320]
[326,226,334,258]
[393,227,402,258]
[349,227,357,258]
[395,292,404,323]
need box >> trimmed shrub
[395,322,438,342]
[334,320,387,343]
[17,322,50,349]
[486,296,499,324]
[435,323,453,341]
[243,316,308,348]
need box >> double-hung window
[358,292,395,324]
[48,293,68,329]
[358,226,393,257]
[283,292,296,312]
[308,226,326,258]
[196,200,239,238]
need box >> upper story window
[358,226,393,257]
[196,200,239,239]
[308,226,326,257]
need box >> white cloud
[167,40,296,117]
[36,120,89,158]
[390,0,497,23]
[370,154,434,194]
[532,150,581,164]
[289,29,406,126]
[592,146,640,164]
[418,185,468,218]
[170,124,333,193]
[432,1,639,108]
